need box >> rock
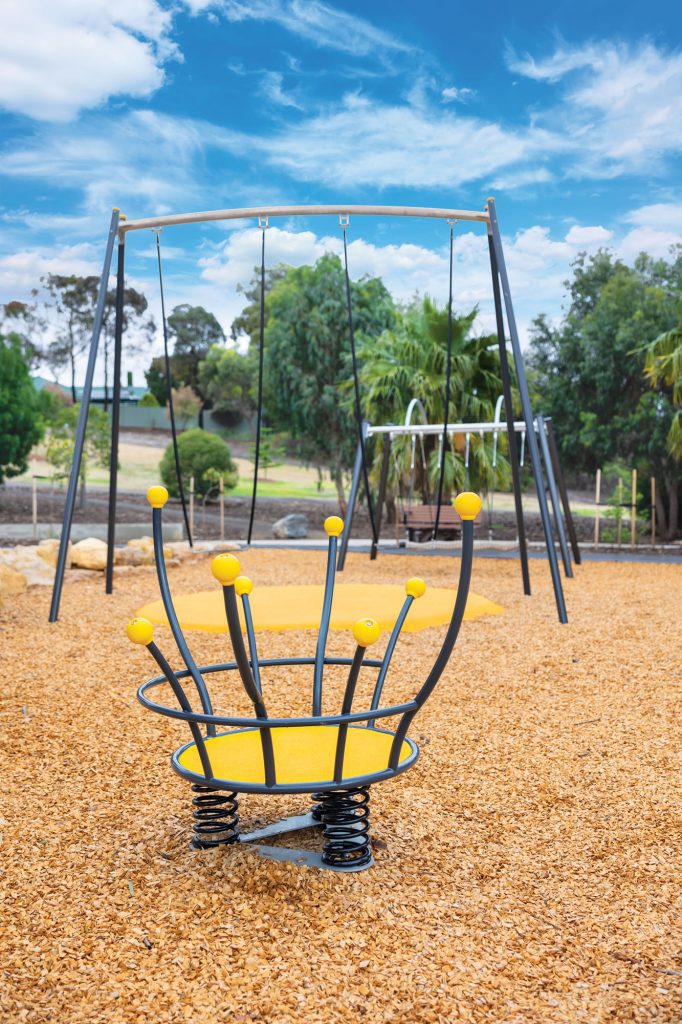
[190,539,241,553]
[0,547,55,586]
[71,537,108,571]
[115,545,153,566]
[272,513,308,539]
[37,538,72,568]
[0,562,27,606]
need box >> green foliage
[263,253,397,501]
[44,403,111,486]
[251,426,286,479]
[138,391,160,407]
[145,357,168,405]
[358,296,514,499]
[0,333,43,483]
[198,344,256,426]
[167,304,225,395]
[644,322,682,459]
[170,386,200,429]
[160,428,238,498]
[528,248,681,538]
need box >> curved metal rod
[388,517,475,770]
[221,584,275,785]
[404,397,428,428]
[152,507,214,731]
[241,593,262,694]
[312,533,338,715]
[147,641,212,778]
[367,595,413,727]
[333,645,365,782]
[120,205,490,235]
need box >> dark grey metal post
[537,415,573,578]
[546,418,581,565]
[487,233,531,596]
[370,434,390,561]
[487,199,567,623]
[337,423,367,572]
[49,209,120,622]
[105,237,125,594]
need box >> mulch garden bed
[1,550,680,1022]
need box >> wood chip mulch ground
[1,550,680,1023]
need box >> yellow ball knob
[211,553,241,586]
[235,575,253,597]
[454,492,482,521]
[405,577,426,599]
[324,516,344,537]
[127,617,154,646]
[352,617,381,648]
[147,485,169,509]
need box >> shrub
[139,391,160,407]
[0,334,43,484]
[160,428,238,498]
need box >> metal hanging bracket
[258,215,269,229]
[339,214,350,227]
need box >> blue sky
[1,0,681,385]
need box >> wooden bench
[403,504,462,542]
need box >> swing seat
[173,724,417,794]
[403,504,461,542]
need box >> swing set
[48,199,578,625]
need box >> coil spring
[190,785,239,849]
[313,786,372,869]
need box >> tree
[198,345,256,426]
[43,402,111,507]
[100,286,155,409]
[167,304,225,394]
[358,296,514,500]
[250,426,286,479]
[528,248,681,538]
[160,428,238,498]
[231,265,289,349]
[0,333,43,484]
[145,356,168,406]
[169,386,200,430]
[2,297,45,368]
[43,275,98,400]
[263,253,397,506]
[644,321,682,459]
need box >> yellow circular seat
[174,724,417,793]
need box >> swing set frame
[48,199,577,625]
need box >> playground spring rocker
[128,485,482,872]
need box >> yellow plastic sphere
[126,617,154,646]
[352,617,381,648]
[211,553,241,586]
[324,515,344,537]
[454,491,482,521]
[235,575,253,597]
[147,485,169,509]
[405,577,426,599]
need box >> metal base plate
[238,811,375,873]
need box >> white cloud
[0,0,179,122]
[256,93,561,188]
[0,244,99,292]
[507,40,682,179]
[625,203,682,233]
[185,0,413,61]
[259,71,302,109]
[565,225,613,245]
[441,86,476,103]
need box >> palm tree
[644,322,682,459]
[357,296,516,502]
